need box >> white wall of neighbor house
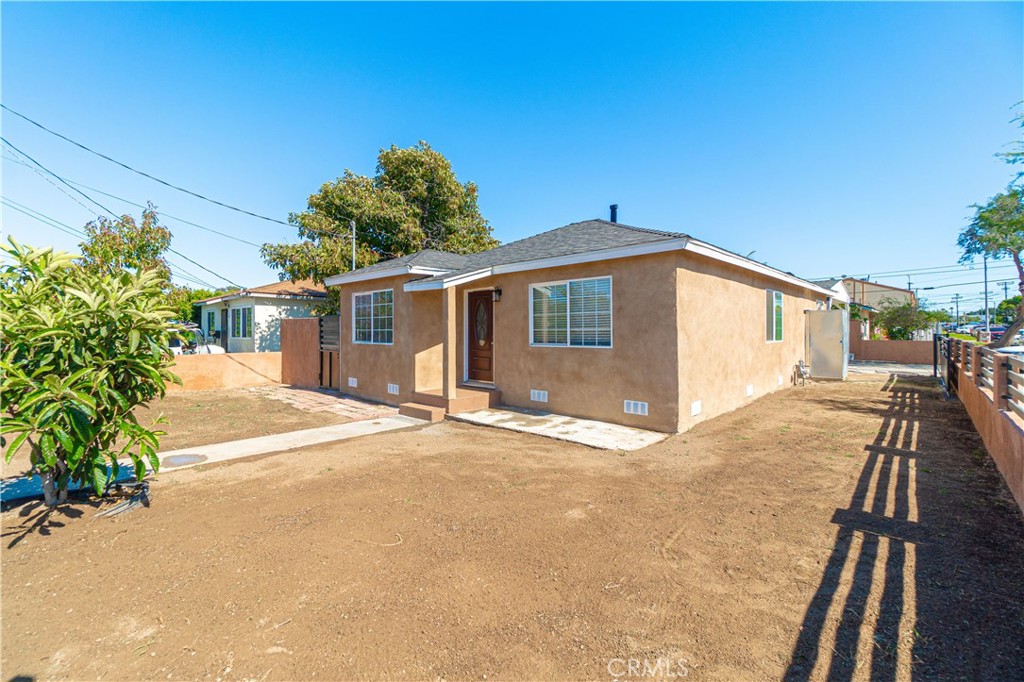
[253,298,319,352]
[199,297,319,353]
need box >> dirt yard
[1,388,348,479]
[2,375,1023,681]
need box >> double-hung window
[231,307,253,339]
[766,290,783,342]
[207,311,216,336]
[531,276,612,347]
[353,289,394,344]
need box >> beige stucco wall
[335,275,444,405]
[843,279,914,309]
[676,253,825,431]
[452,253,682,433]
[330,249,827,433]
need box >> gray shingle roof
[811,278,842,289]
[350,249,470,275]
[377,219,687,284]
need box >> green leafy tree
[997,295,1022,324]
[262,141,498,312]
[0,240,180,506]
[165,285,219,323]
[874,297,933,340]
[958,189,1024,347]
[998,105,1023,186]
[79,203,172,279]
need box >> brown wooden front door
[468,291,494,382]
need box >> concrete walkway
[157,415,425,471]
[849,360,935,377]
[0,415,425,503]
[450,407,668,451]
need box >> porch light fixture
[492,288,502,302]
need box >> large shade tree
[261,141,497,312]
[958,189,1024,347]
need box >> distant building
[196,280,326,353]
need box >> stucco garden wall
[168,352,282,391]
[849,321,934,364]
[280,318,320,387]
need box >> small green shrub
[0,240,180,505]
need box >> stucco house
[324,218,837,433]
[813,277,915,339]
[197,280,326,353]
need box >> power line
[2,103,292,227]
[1,138,242,287]
[0,107,412,249]
[3,151,262,248]
[2,196,216,286]
[0,136,117,216]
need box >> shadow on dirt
[785,375,1024,681]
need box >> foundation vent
[690,400,702,417]
[348,377,358,388]
[745,384,754,397]
[387,383,399,395]
[624,400,648,416]
[530,389,549,403]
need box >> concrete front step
[411,385,502,414]
[399,402,446,422]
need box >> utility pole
[1001,281,1011,323]
[350,219,356,271]
[984,255,990,333]
[952,294,962,325]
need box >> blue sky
[2,2,1021,312]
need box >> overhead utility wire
[0,106,413,250]
[1,198,217,289]
[0,136,118,216]
[2,151,262,248]
[1,137,243,288]
[2,103,294,228]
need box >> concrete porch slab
[449,407,668,451]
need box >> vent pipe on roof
[609,204,618,223]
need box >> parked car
[989,325,1008,340]
[169,322,225,355]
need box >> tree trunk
[41,471,57,507]
[991,255,1024,349]
[991,316,1024,348]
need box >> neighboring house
[324,218,837,433]
[196,280,326,353]
[813,277,915,339]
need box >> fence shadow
[784,375,1024,681]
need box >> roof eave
[683,239,834,297]
[324,265,451,287]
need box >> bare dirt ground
[2,389,348,479]
[2,375,1023,681]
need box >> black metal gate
[318,315,340,389]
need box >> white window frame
[766,289,784,343]
[528,275,613,349]
[352,288,394,345]
[231,306,253,339]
